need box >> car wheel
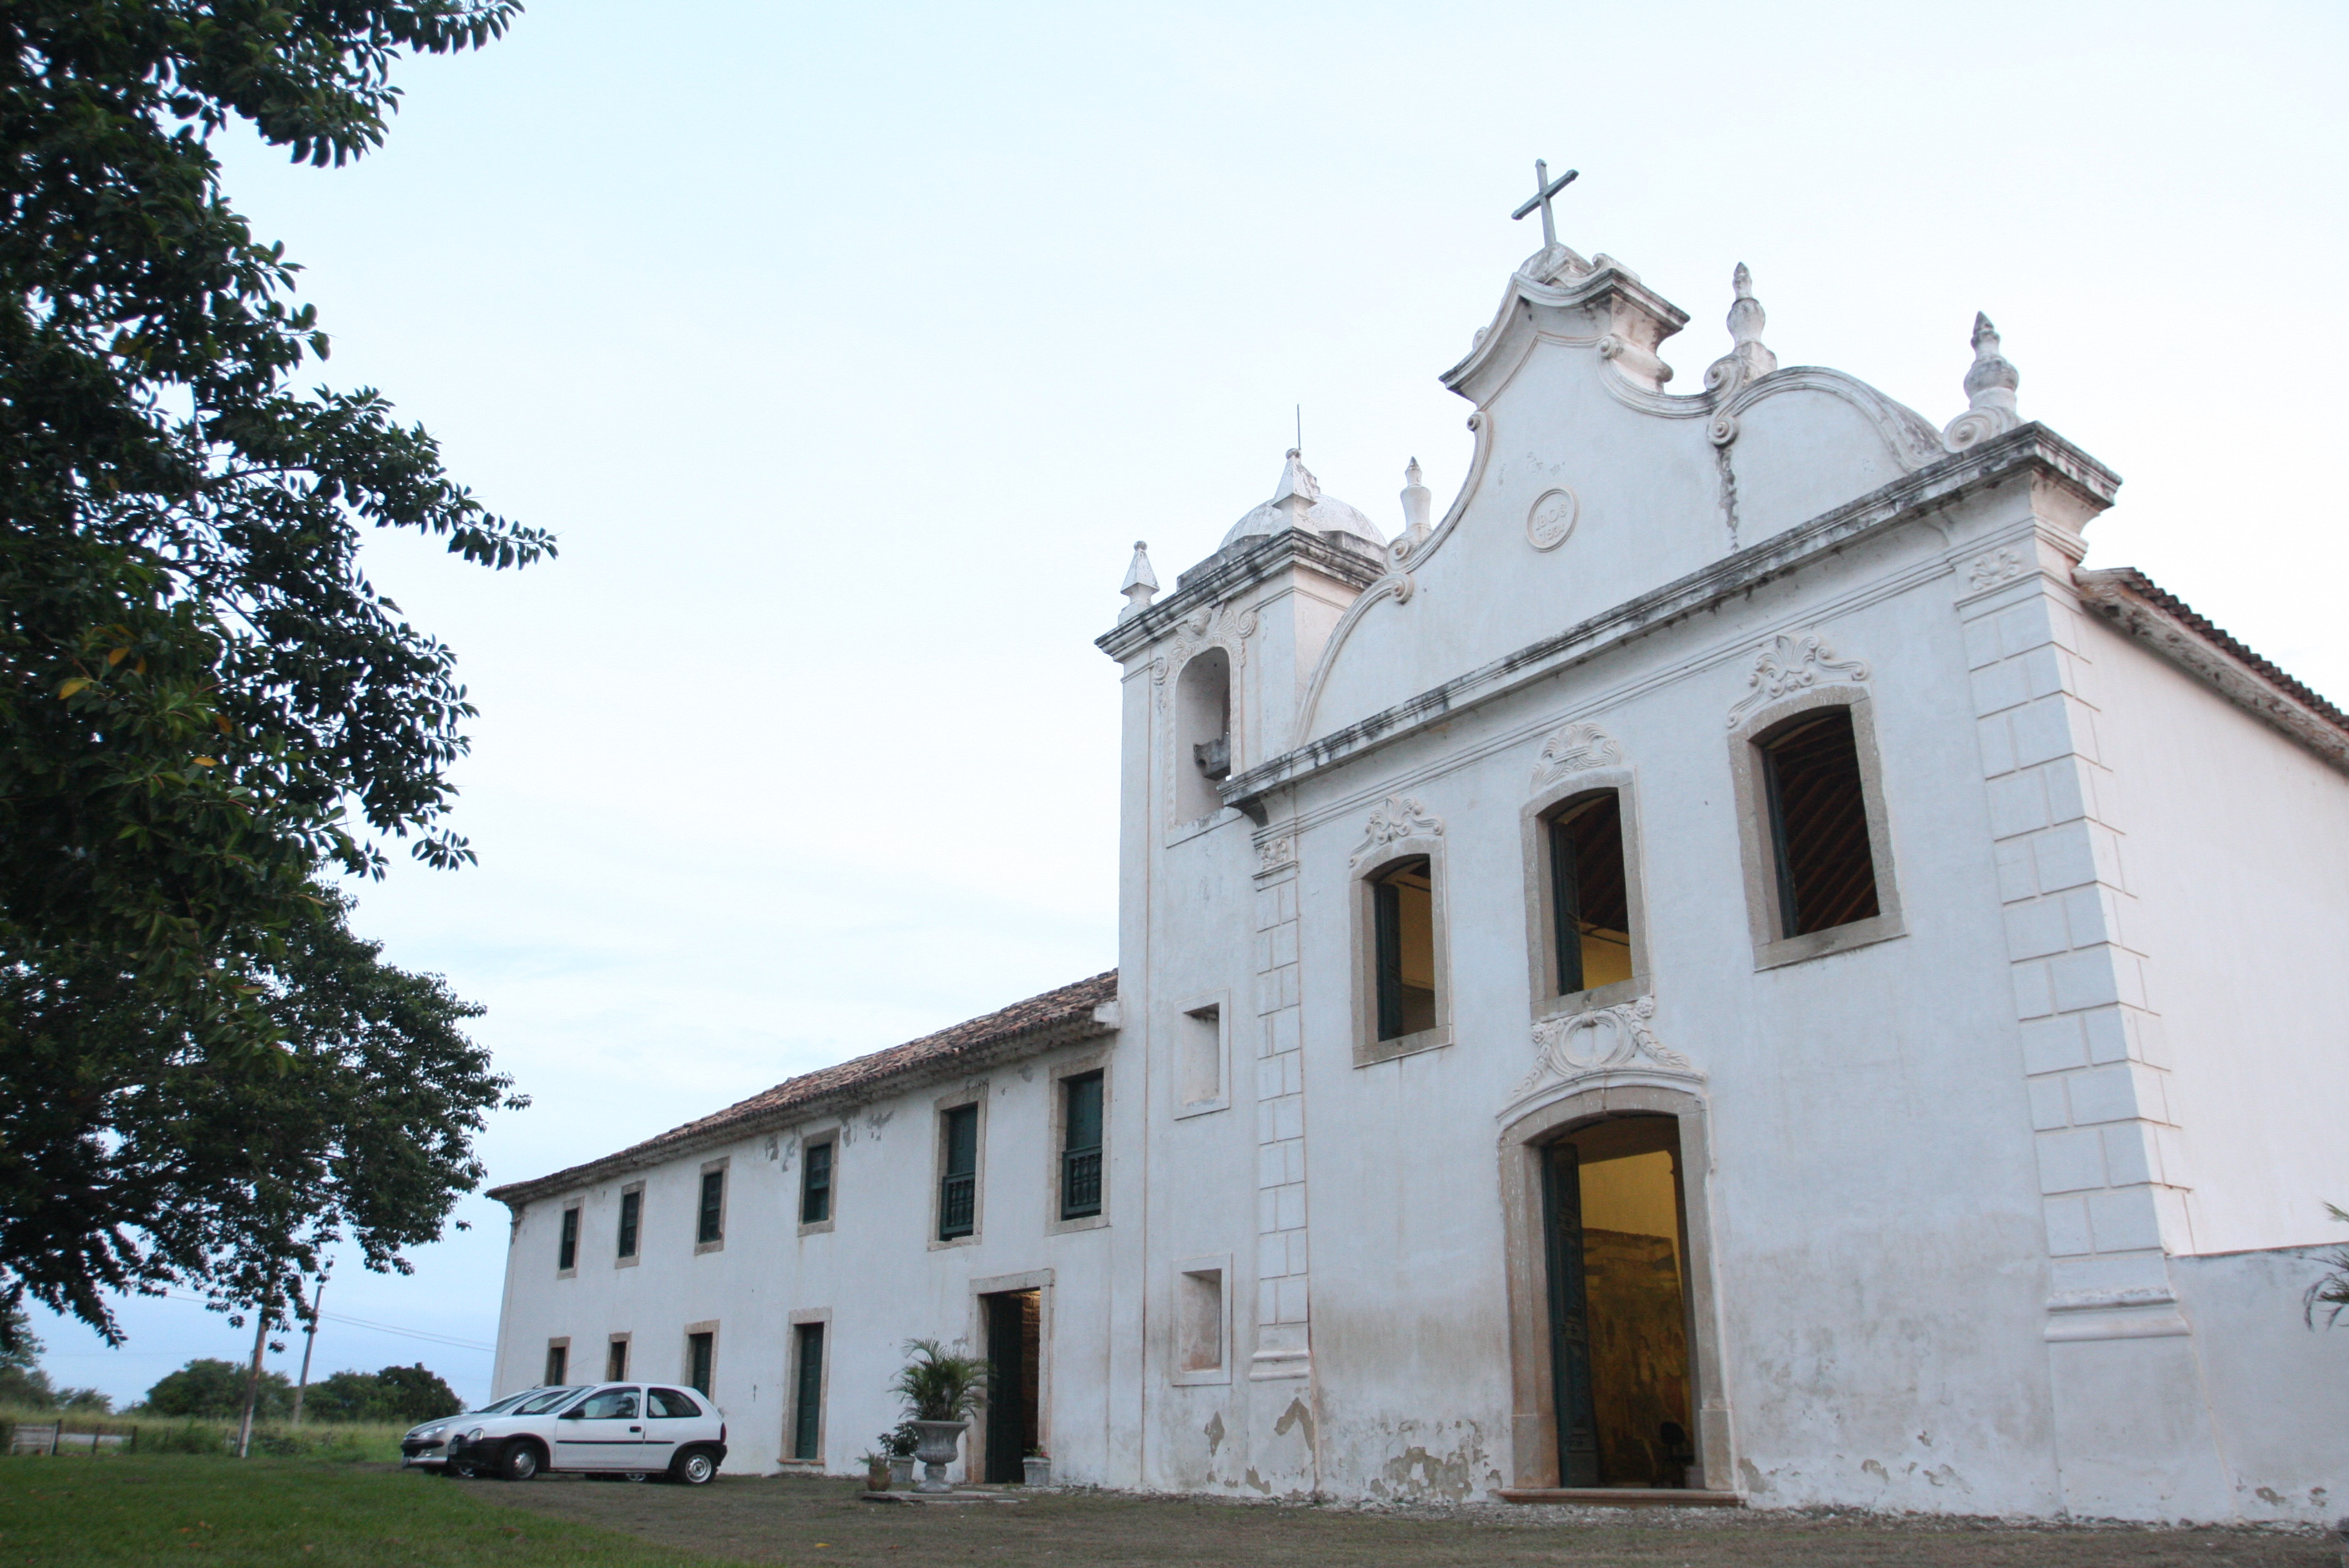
[622,1470,648,1483]
[500,1443,543,1483]
[672,1449,717,1486]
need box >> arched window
[1173,648,1232,822]
[1545,791,1633,998]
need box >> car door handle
[628,1425,641,1432]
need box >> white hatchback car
[426,1383,730,1485]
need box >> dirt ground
[475,1474,2339,1568]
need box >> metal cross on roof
[1512,158,1579,250]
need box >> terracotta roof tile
[488,970,1116,1207]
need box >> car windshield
[468,1391,533,1416]
[511,1385,586,1416]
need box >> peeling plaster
[1205,1413,1225,1459]
[1272,1398,1315,1444]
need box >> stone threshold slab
[859,1490,1026,1505]
[1494,1488,1743,1508]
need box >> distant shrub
[144,1359,294,1420]
[300,1364,460,1425]
[145,1420,227,1455]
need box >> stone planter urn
[909,1420,967,1494]
[888,1455,915,1489]
[1022,1455,1051,1488]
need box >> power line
[143,1289,494,1353]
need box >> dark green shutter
[616,1189,639,1258]
[792,1324,823,1460]
[697,1170,724,1244]
[688,1331,714,1395]
[802,1143,832,1225]
[1372,878,1406,1040]
[1542,1142,1601,1487]
[1548,816,1585,994]
[1060,1073,1104,1219]
[557,1207,578,1272]
[939,1106,979,1239]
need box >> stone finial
[1119,540,1159,622]
[1270,448,1320,515]
[1398,458,1433,550]
[1703,262,1778,400]
[1941,311,2022,453]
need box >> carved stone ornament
[1149,601,1260,706]
[1512,996,1698,1103]
[1255,835,1296,875]
[1530,721,1623,791]
[1526,487,1579,551]
[1941,312,2022,454]
[1726,631,1870,728]
[1966,547,2028,593]
[1347,796,1443,869]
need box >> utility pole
[234,1279,274,1460]
[289,1275,326,1427]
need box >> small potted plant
[1022,1445,1051,1489]
[881,1425,918,1490]
[863,1450,890,1491]
[888,1339,989,1494]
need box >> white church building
[489,198,2349,1522]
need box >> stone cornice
[1222,424,2120,812]
[1095,529,1385,664]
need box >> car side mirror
[559,1408,584,1421]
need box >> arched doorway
[1500,1087,1730,1493]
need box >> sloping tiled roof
[487,970,1117,1208]
[2075,567,2349,768]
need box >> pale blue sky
[32,0,2346,1405]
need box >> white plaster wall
[490,1033,1134,1482]
[2078,617,2349,1255]
[2171,1245,2349,1522]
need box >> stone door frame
[1497,1083,1733,1490]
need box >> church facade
[488,225,2349,1522]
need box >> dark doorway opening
[1542,1115,1695,1488]
[980,1289,1041,1484]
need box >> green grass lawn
[0,1455,742,1567]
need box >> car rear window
[648,1388,702,1419]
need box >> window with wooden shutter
[616,1188,640,1259]
[1759,707,1881,937]
[801,1141,833,1227]
[938,1104,979,1240]
[1371,856,1437,1041]
[697,1169,725,1245]
[1060,1072,1104,1220]
[543,1342,567,1385]
[687,1330,715,1396]
[556,1206,579,1273]
[1547,792,1633,997]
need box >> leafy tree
[144,1356,290,1420]
[303,1362,460,1424]
[0,2,545,1341]
[1,887,521,1342]
[0,1301,57,1407]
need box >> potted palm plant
[888,1339,989,1494]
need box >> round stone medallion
[1526,487,1579,551]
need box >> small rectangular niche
[1172,1256,1230,1385]
[1175,1000,1228,1116]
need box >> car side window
[579,1388,639,1420]
[648,1388,700,1419]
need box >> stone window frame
[556,1201,581,1279]
[542,1337,571,1386]
[1496,1087,1733,1494]
[692,1157,730,1255]
[1520,766,1652,1024]
[1170,990,1231,1119]
[1169,1252,1233,1388]
[1727,684,1907,969]
[928,1085,988,1251]
[1046,1052,1111,1236]
[777,1307,832,1469]
[1351,834,1454,1068]
[604,1330,632,1383]
[796,1128,839,1237]
[682,1319,720,1396]
[615,1180,644,1268]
